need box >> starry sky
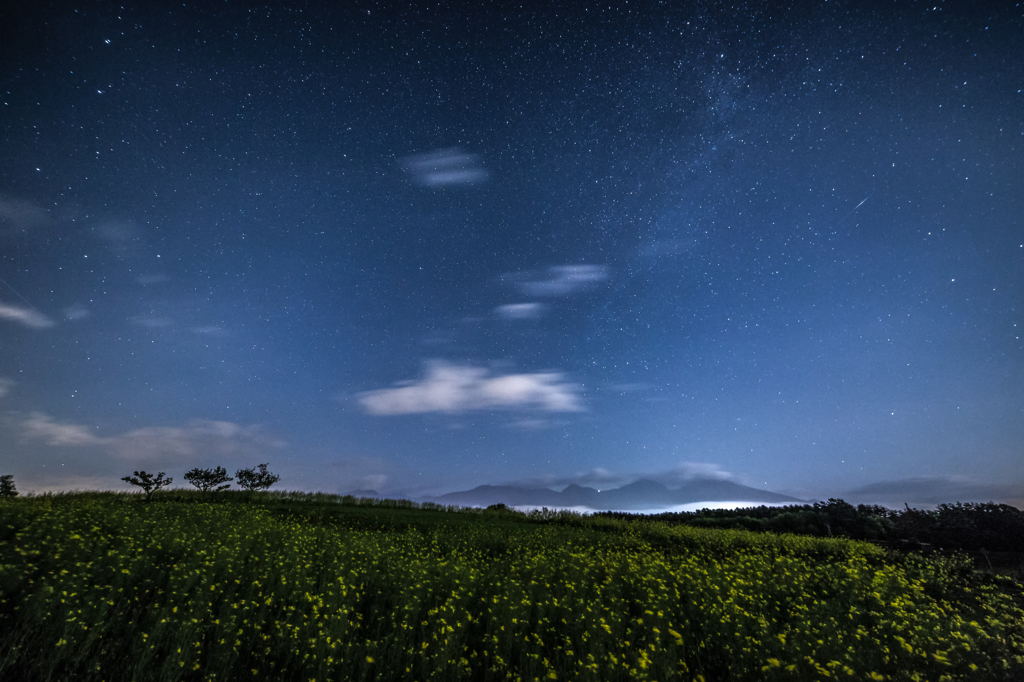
[1,0,1021,505]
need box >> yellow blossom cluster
[0,491,1021,681]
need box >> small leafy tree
[234,463,280,492]
[183,466,233,493]
[0,474,18,498]
[121,470,172,501]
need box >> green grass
[1,490,1023,681]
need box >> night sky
[1,1,1021,506]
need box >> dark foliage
[234,463,280,492]
[0,475,17,498]
[183,466,233,493]
[120,471,172,501]
[595,499,1024,554]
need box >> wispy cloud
[0,302,56,329]
[96,220,143,258]
[659,462,735,485]
[0,196,53,235]
[64,305,90,321]
[0,378,14,399]
[107,421,283,461]
[844,477,1024,505]
[351,474,387,492]
[503,417,567,430]
[402,147,488,187]
[15,412,285,462]
[495,303,545,320]
[20,413,101,446]
[504,265,609,297]
[319,456,399,495]
[517,462,736,490]
[358,361,585,415]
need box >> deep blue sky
[1,0,1021,505]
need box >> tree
[0,474,18,498]
[234,463,280,492]
[121,470,172,501]
[183,466,233,493]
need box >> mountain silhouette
[422,478,802,511]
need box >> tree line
[595,498,1024,553]
[4,470,1022,555]
[0,464,280,502]
[120,464,281,500]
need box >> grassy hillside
[1,490,1023,681]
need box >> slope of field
[1,490,1022,681]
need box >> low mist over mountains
[416,479,802,511]
[345,475,1024,512]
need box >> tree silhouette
[121,471,172,501]
[184,466,233,493]
[234,463,280,492]
[0,474,17,498]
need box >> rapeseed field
[1,491,1022,681]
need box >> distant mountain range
[413,479,804,511]
[842,478,1024,507]
[344,476,1024,511]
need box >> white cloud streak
[20,413,100,446]
[15,412,285,462]
[495,303,545,320]
[659,462,735,485]
[505,265,610,297]
[0,302,56,329]
[358,362,585,415]
[402,148,488,187]
[517,462,736,490]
